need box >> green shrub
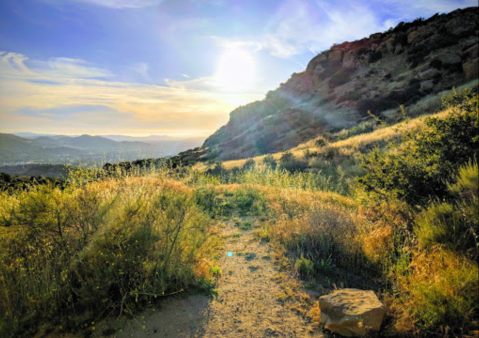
[279,152,308,172]
[0,175,219,337]
[358,93,479,206]
[392,249,479,335]
[415,202,477,252]
[295,255,315,279]
[447,160,479,200]
[242,159,256,171]
[314,136,328,148]
[415,161,479,254]
[263,154,277,169]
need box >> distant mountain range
[13,132,200,144]
[0,133,204,165]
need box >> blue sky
[0,0,476,136]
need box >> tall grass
[0,171,220,337]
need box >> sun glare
[216,47,256,92]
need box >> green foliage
[279,152,308,172]
[234,188,267,217]
[314,136,328,148]
[393,249,479,335]
[447,160,479,200]
[206,162,226,176]
[263,154,277,169]
[337,121,376,141]
[415,161,479,255]
[0,173,220,337]
[242,159,256,171]
[295,255,315,278]
[415,201,478,254]
[234,219,252,230]
[358,91,479,206]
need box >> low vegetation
[1,88,478,337]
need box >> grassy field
[1,88,478,337]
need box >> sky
[0,0,476,137]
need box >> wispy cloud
[49,0,165,9]
[212,0,476,59]
[43,0,227,9]
[209,0,388,59]
[0,51,263,136]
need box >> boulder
[420,80,434,91]
[463,58,479,80]
[418,68,440,80]
[319,288,386,337]
[437,52,462,66]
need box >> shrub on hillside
[415,161,478,256]
[242,159,256,171]
[279,152,308,172]
[263,154,277,169]
[391,248,479,335]
[358,91,479,206]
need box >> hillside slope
[183,7,477,162]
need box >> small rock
[418,68,440,80]
[319,288,386,337]
[420,80,434,91]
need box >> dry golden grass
[214,108,453,169]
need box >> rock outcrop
[319,288,386,337]
[193,7,478,162]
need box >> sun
[216,46,256,92]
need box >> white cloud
[69,0,164,9]
[212,0,477,59]
[211,0,388,59]
[0,51,263,136]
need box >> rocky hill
[182,7,478,162]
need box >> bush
[415,202,477,252]
[415,161,478,255]
[0,175,220,336]
[337,121,376,141]
[263,154,277,169]
[272,204,361,272]
[279,152,308,172]
[314,136,328,148]
[242,159,256,171]
[358,92,479,206]
[391,249,479,335]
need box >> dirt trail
[104,219,322,338]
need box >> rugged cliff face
[184,7,478,162]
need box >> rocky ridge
[180,7,478,162]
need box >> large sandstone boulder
[319,288,386,337]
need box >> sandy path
[107,219,321,338]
